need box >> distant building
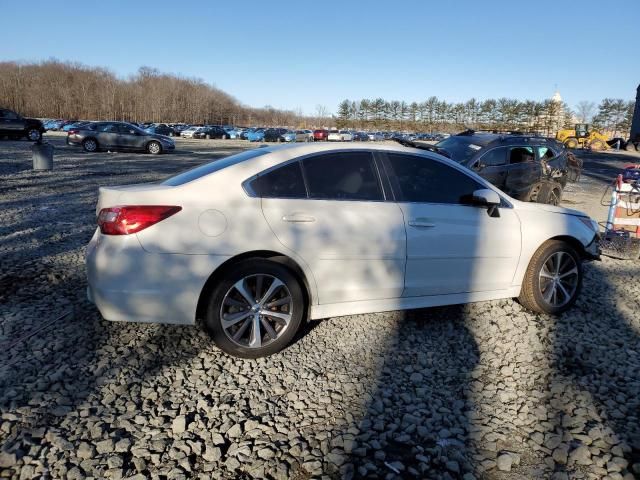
[548,90,566,134]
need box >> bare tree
[575,101,596,123]
[0,59,309,127]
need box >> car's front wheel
[147,141,162,154]
[205,259,305,358]
[518,240,583,314]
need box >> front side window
[118,124,138,135]
[302,151,383,201]
[387,153,481,204]
[251,162,306,198]
[509,146,535,164]
[537,146,556,160]
[2,110,18,119]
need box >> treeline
[0,60,311,126]
[335,97,635,136]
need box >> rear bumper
[86,230,230,325]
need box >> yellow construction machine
[556,123,609,150]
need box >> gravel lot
[2,134,640,479]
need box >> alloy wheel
[538,251,578,308]
[84,139,97,152]
[220,274,293,349]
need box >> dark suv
[399,130,580,205]
[263,128,289,142]
[193,125,227,139]
[0,108,45,141]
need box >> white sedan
[87,143,600,358]
[327,130,353,142]
[180,126,204,138]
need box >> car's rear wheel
[205,259,305,358]
[147,141,162,154]
[518,240,582,314]
[26,129,42,142]
[564,138,579,149]
[82,138,98,152]
[534,182,562,205]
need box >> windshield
[163,149,269,186]
[435,136,484,163]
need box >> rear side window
[98,123,118,133]
[386,153,481,204]
[251,162,306,198]
[302,151,383,201]
[162,149,269,186]
[479,147,507,166]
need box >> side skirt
[309,287,522,320]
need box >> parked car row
[39,115,453,145]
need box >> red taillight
[98,205,182,235]
[68,129,78,135]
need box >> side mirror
[472,188,501,217]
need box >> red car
[313,129,328,141]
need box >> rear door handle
[282,214,316,223]
[408,218,435,228]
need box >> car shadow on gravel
[542,260,640,478]
[343,305,480,479]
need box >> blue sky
[3,0,638,115]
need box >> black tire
[147,141,162,155]
[518,240,583,315]
[205,259,305,358]
[535,182,562,205]
[564,138,579,149]
[82,138,98,152]
[26,128,42,142]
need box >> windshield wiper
[392,138,451,158]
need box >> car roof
[450,131,557,147]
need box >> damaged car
[397,130,581,205]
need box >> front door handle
[408,218,435,228]
[282,214,316,223]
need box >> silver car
[67,121,175,154]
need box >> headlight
[578,216,599,233]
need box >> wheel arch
[548,235,589,259]
[195,250,312,322]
